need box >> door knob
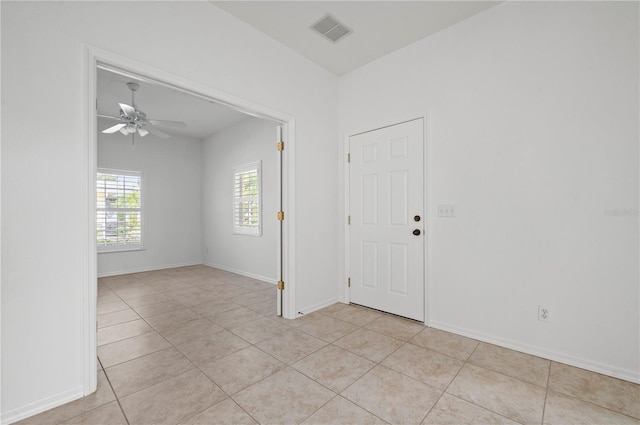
[414,215,421,222]
[413,229,421,236]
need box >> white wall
[97,132,203,277]
[339,1,639,382]
[1,1,338,421]
[202,118,278,283]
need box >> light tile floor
[18,266,640,425]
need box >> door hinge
[277,141,284,151]
[348,277,351,288]
[277,280,285,290]
[347,153,351,163]
[347,215,351,225]
[277,211,284,221]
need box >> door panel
[349,119,424,321]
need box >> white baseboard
[97,260,203,278]
[203,261,277,285]
[428,320,640,384]
[296,298,341,317]
[2,386,84,425]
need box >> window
[233,161,261,236]
[97,169,143,252]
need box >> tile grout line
[99,358,132,425]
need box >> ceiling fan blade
[102,123,127,134]
[147,119,186,128]
[119,103,136,117]
[98,114,122,121]
[146,125,170,139]
[137,127,149,137]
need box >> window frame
[96,168,145,253]
[232,161,262,237]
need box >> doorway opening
[83,46,296,395]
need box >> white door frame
[344,113,430,324]
[81,45,297,394]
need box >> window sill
[98,246,145,254]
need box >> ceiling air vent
[311,14,352,43]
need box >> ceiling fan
[99,82,186,140]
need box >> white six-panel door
[349,118,424,321]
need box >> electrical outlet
[538,305,551,322]
[438,204,456,217]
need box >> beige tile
[334,328,403,362]
[124,293,171,308]
[98,331,171,368]
[256,329,328,364]
[548,362,640,419]
[162,318,225,346]
[317,302,351,315]
[166,288,217,307]
[273,314,307,328]
[192,300,243,317]
[101,274,140,288]
[105,347,195,397]
[365,315,424,341]
[422,393,519,425]
[245,300,276,316]
[447,364,546,424]
[148,280,195,293]
[97,292,121,305]
[410,327,479,361]
[132,300,184,318]
[381,343,463,390]
[200,346,285,395]
[331,305,382,326]
[342,365,441,425]
[293,345,375,393]
[97,300,130,315]
[215,287,250,300]
[16,371,115,425]
[229,318,292,344]
[543,391,640,425]
[232,291,271,306]
[97,319,154,346]
[299,315,358,342]
[469,343,550,388]
[301,396,388,425]
[97,308,140,328]
[179,398,257,425]
[113,285,159,300]
[144,308,201,334]
[176,329,250,366]
[209,307,265,329]
[120,369,226,425]
[233,367,335,425]
[61,401,127,425]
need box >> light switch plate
[438,204,456,217]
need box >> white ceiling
[97,2,501,136]
[213,1,501,76]
[97,68,250,140]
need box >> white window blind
[97,169,144,252]
[233,161,261,236]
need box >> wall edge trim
[2,386,84,425]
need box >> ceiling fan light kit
[100,81,186,145]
